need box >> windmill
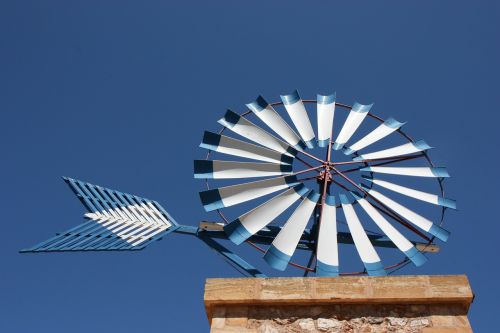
[20,90,454,277]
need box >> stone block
[204,275,474,333]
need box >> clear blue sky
[1,1,498,331]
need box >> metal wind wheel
[20,89,454,278]
[195,90,454,276]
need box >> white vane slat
[360,185,450,242]
[363,176,456,209]
[246,96,306,151]
[344,118,405,155]
[361,166,450,178]
[20,178,175,252]
[316,93,336,148]
[316,195,339,276]
[350,192,428,267]
[199,175,300,212]
[200,131,293,165]
[194,160,293,179]
[22,211,171,252]
[333,102,373,150]
[353,140,432,161]
[224,184,309,245]
[281,90,316,148]
[339,194,386,276]
[218,109,297,156]
[263,191,320,271]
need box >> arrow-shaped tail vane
[20,177,177,252]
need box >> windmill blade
[194,160,293,179]
[360,185,450,242]
[316,93,336,148]
[333,102,373,150]
[218,110,297,156]
[353,140,432,161]
[199,175,300,212]
[363,176,456,209]
[224,184,309,245]
[20,178,176,252]
[316,195,339,276]
[280,90,316,148]
[343,118,405,155]
[246,96,306,151]
[264,191,320,271]
[339,194,386,276]
[360,166,450,178]
[200,131,293,165]
[349,191,427,267]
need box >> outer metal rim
[204,99,447,275]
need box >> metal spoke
[292,165,324,177]
[297,149,325,164]
[295,155,318,169]
[331,153,425,166]
[332,154,425,175]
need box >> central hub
[317,167,333,183]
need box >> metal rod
[332,154,425,175]
[331,153,425,166]
[292,165,324,177]
[297,149,325,164]
[295,155,317,169]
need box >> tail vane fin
[20,178,177,252]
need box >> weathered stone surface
[317,318,341,331]
[296,318,314,330]
[257,322,278,333]
[204,275,474,333]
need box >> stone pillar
[204,275,473,332]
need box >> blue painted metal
[317,92,336,105]
[197,232,266,278]
[403,247,428,267]
[263,244,291,271]
[431,167,450,178]
[364,261,387,276]
[428,224,450,242]
[223,218,252,245]
[246,95,269,112]
[384,117,406,129]
[316,260,339,277]
[280,89,301,105]
[352,102,373,113]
